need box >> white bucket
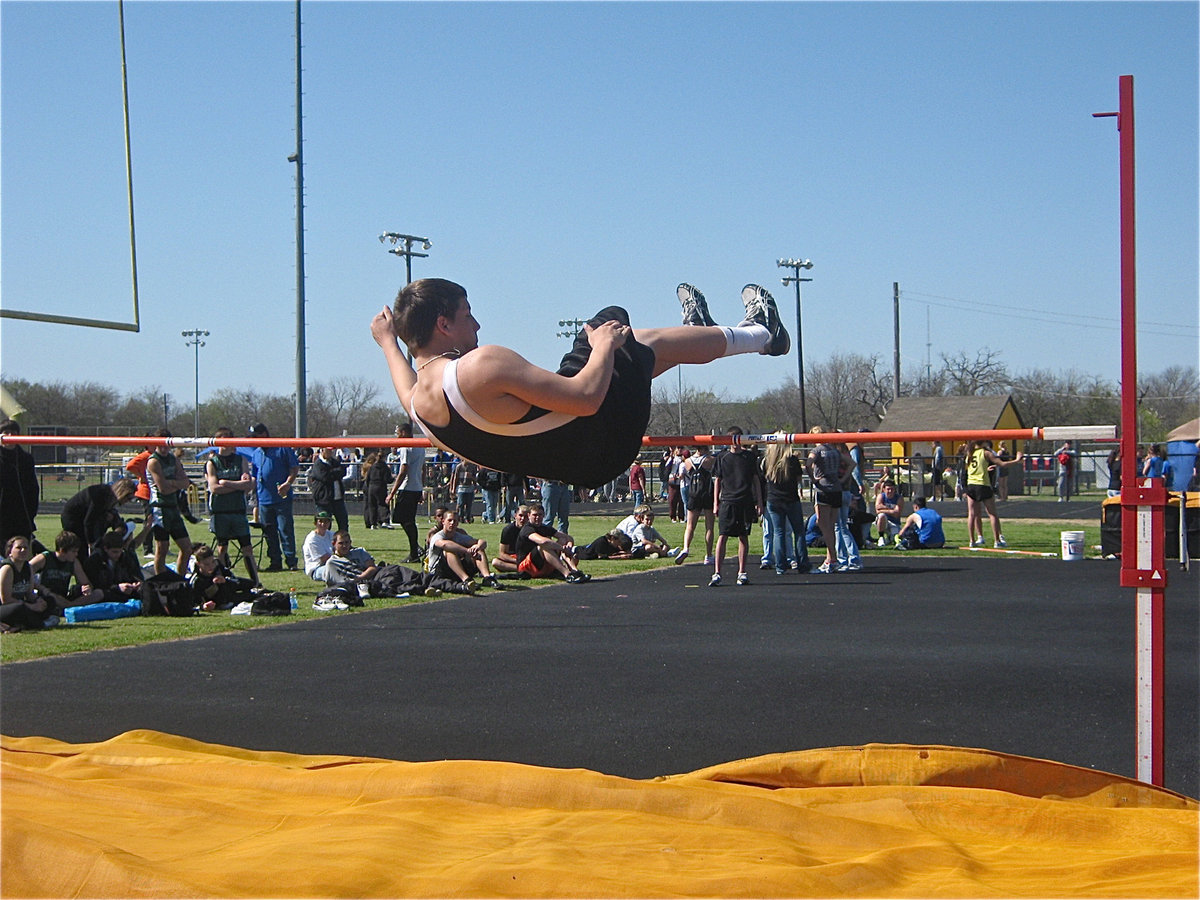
[1060,530,1085,561]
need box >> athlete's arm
[372,307,417,408]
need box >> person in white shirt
[301,512,335,581]
[387,422,426,563]
[616,505,676,559]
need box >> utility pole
[893,282,901,401]
[289,0,307,439]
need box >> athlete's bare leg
[634,326,727,377]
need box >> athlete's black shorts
[814,489,843,508]
[717,499,757,537]
[965,484,994,502]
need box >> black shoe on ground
[740,284,790,356]
[677,283,717,327]
[481,575,503,590]
[263,564,284,573]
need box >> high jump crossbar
[0,426,1115,451]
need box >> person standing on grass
[146,430,195,576]
[387,421,426,563]
[205,427,260,585]
[964,439,1024,549]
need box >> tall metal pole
[291,0,307,438]
[181,329,208,436]
[893,282,901,401]
[778,259,813,433]
[1098,76,1164,787]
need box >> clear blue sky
[2,1,1197,426]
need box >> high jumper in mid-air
[371,278,789,486]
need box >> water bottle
[288,587,298,610]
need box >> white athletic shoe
[673,548,689,565]
[994,536,1007,549]
[739,284,790,356]
[971,537,985,548]
[677,283,717,327]
[313,596,339,611]
[709,572,722,587]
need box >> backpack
[142,571,198,617]
[250,590,293,616]
[685,459,714,503]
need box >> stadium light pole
[379,232,433,286]
[181,329,209,436]
[778,258,814,433]
[380,232,432,362]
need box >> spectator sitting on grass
[30,530,95,610]
[490,505,528,574]
[83,529,144,604]
[325,531,380,587]
[516,503,589,583]
[616,505,677,559]
[873,480,902,547]
[301,512,335,581]
[189,543,252,611]
[895,497,946,551]
[427,510,502,592]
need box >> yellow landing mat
[2,730,1196,898]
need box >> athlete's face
[445,298,480,352]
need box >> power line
[902,289,1197,337]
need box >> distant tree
[1008,369,1118,428]
[804,353,892,431]
[112,387,171,433]
[937,348,1010,396]
[0,378,121,429]
[1137,365,1199,436]
[648,384,734,437]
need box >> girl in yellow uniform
[964,440,1024,548]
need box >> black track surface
[2,557,1196,797]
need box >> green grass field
[2,509,1098,664]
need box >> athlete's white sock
[719,323,771,357]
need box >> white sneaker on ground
[703,555,716,565]
[971,537,985,547]
[736,572,749,586]
[673,548,689,565]
[708,573,722,587]
[313,596,338,611]
[994,537,1007,549]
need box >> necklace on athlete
[416,349,462,372]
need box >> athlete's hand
[371,307,399,346]
[584,319,629,352]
